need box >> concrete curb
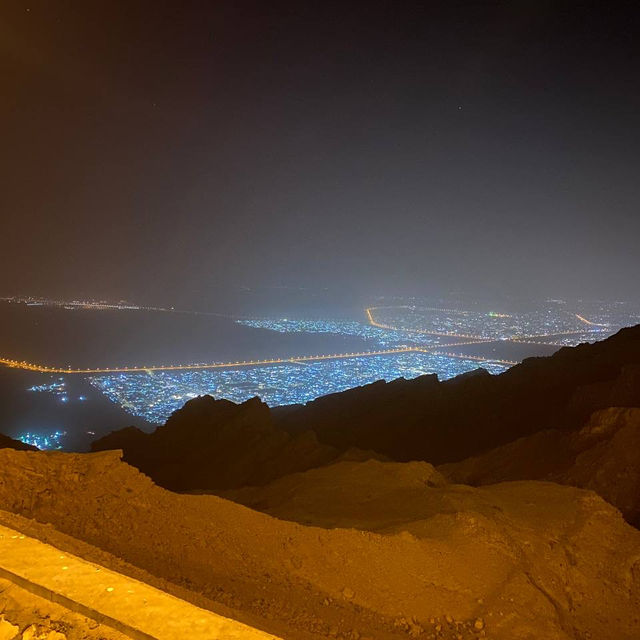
[0,525,281,640]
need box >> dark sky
[1,1,639,306]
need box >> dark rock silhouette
[94,325,640,492]
[281,325,640,463]
[92,395,375,490]
[0,433,36,451]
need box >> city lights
[89,351,510,424]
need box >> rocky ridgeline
[92,325,640,494]
[91,395,379,491]
[282,325,640,462]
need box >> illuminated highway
[6,302,623,434]
[0,345,474,375]
[432,351,518,366]
[365,306,608,343]
[365,306,486,339]
[574,313,609,327]
[0,306,609,375]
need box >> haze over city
[2,1,639,305]
[1,3,640,640]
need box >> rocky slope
[93,325,640,496]
[93,326,640,495]
[0,449,639,640]
[0,432,36,451]
[92,395,376,490]
[278,326,640,463]
[439,406,640,526]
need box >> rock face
[0,449,639,640]
[0,433,36,451]
[91,326,640,493]
[91,395,370,490]
[440,407,640,526]
[278,326,640,463]
[560,407,640,523]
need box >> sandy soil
[0,449,639,639]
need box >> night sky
[2,1,639,305]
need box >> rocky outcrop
[559,407,640,523]
[278,326,640,464]
[1,449,637,639]
[0,433,36,451]
[91,326,640,494]
[439,407,640,526]
[91,395,368,490]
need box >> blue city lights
[24,303,636,431]
[18,430,67,450]
[90,352,509,424]
[28,378,66,395]
[237,317,440,348]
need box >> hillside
[1,449,639,640]
[0,432,36,451]
[439,406,640,526]
[3,326,640,638]
[279,325,640,463]
[92,395,377,490]
[94,326,640,493]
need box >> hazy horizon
[2,2,639,306]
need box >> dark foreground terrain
[93,326,640,501]
[1,448,639,640]
[1,326,640,638]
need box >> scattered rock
[21,624,66,640]
[0,447,639,640]
[440,406,640,526]
[0,616,18,640]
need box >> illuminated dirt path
[0,523,281,639]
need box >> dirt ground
[0,577,129,640]
[1,449,639,640]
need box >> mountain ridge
[93,325,640,491]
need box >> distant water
[0,303,370,368]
